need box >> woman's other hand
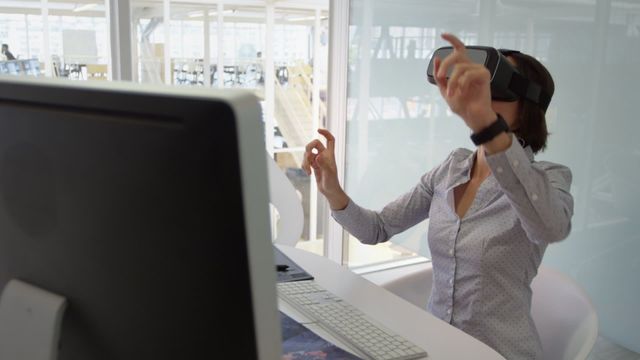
[301,129,349,210]
[434,33,497,132]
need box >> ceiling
[0,0,329,21]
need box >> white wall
[346,0,640,352]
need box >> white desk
[277,245,505,360]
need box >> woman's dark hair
[509,52,555,153]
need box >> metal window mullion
[308,7,322,247]
[324,0,350,264]
[163,0,171,85]
[108,0,133,81]
[24,14,31,60]
[104,0,112,80]
[203,9,211,87]
[217,1,224,89]
[41,0,51,77]
[264,3,275,155]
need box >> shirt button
[448,278,454,285]
[446,308,452,315]
[532,193,538,201]
[513,160,519,167]
[449,249,454,256]
[496,166,503,174]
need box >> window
[0,0,109,79]
[0,0,328,256]
[127,1,329,255]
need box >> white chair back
[266,153,303,246]
[378,265,598,360]
[531,266,599,360]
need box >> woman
[301,33,573,359]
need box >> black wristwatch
[470,114,509,146]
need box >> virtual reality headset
[426,46,551,111]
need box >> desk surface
[278,245,505,360]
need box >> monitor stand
[0,279,67,360]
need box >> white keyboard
[278,280,428,360]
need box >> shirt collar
[523,144,535,162]
[444,139,534,191]
[445,151,475,191]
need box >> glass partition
[346,0,640,353]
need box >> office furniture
[0,60,42,77]
[531,267,599,360]
[0,280,67,360]
[277,245,506,359]
[376,262,434,312]
[267,153,303,246]
[85,64,108,81]
[377,264,598,360]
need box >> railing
[289,61,328,126]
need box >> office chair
[266,152,303,246]
[378,265,598,360]
[530,266,598,360]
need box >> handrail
[288,61,328,126]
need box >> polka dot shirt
[332,134,574,359]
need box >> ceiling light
[288,16,315,22]
[189,9,235,18]
[73,3,98,12]
[208,9,236,17]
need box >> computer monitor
[5,61,19,75]
[29,59,41,76]
[0,76,281,359]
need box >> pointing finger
[441,33,466,52]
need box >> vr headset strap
[508,72,551,111]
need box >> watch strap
[470,114,509,146]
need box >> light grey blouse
[332,134,573,359]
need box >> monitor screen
[0,78,280,359]
[28,59,41,76]
[6,61,19,75]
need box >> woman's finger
[447,63,474,98]
[317,128,336,153]
[302,139,325,175]
[301,151,315,175]
[305,139,326,154]
[458,66,490,96]
[441,33,466,52]
[436,50,462,84]
[439,32,473,75]
[433,56,447,96]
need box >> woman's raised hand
[301,129,349,210]
[434,33,497,132]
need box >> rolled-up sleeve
[331,161,443,245]
[485,134,574,244]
